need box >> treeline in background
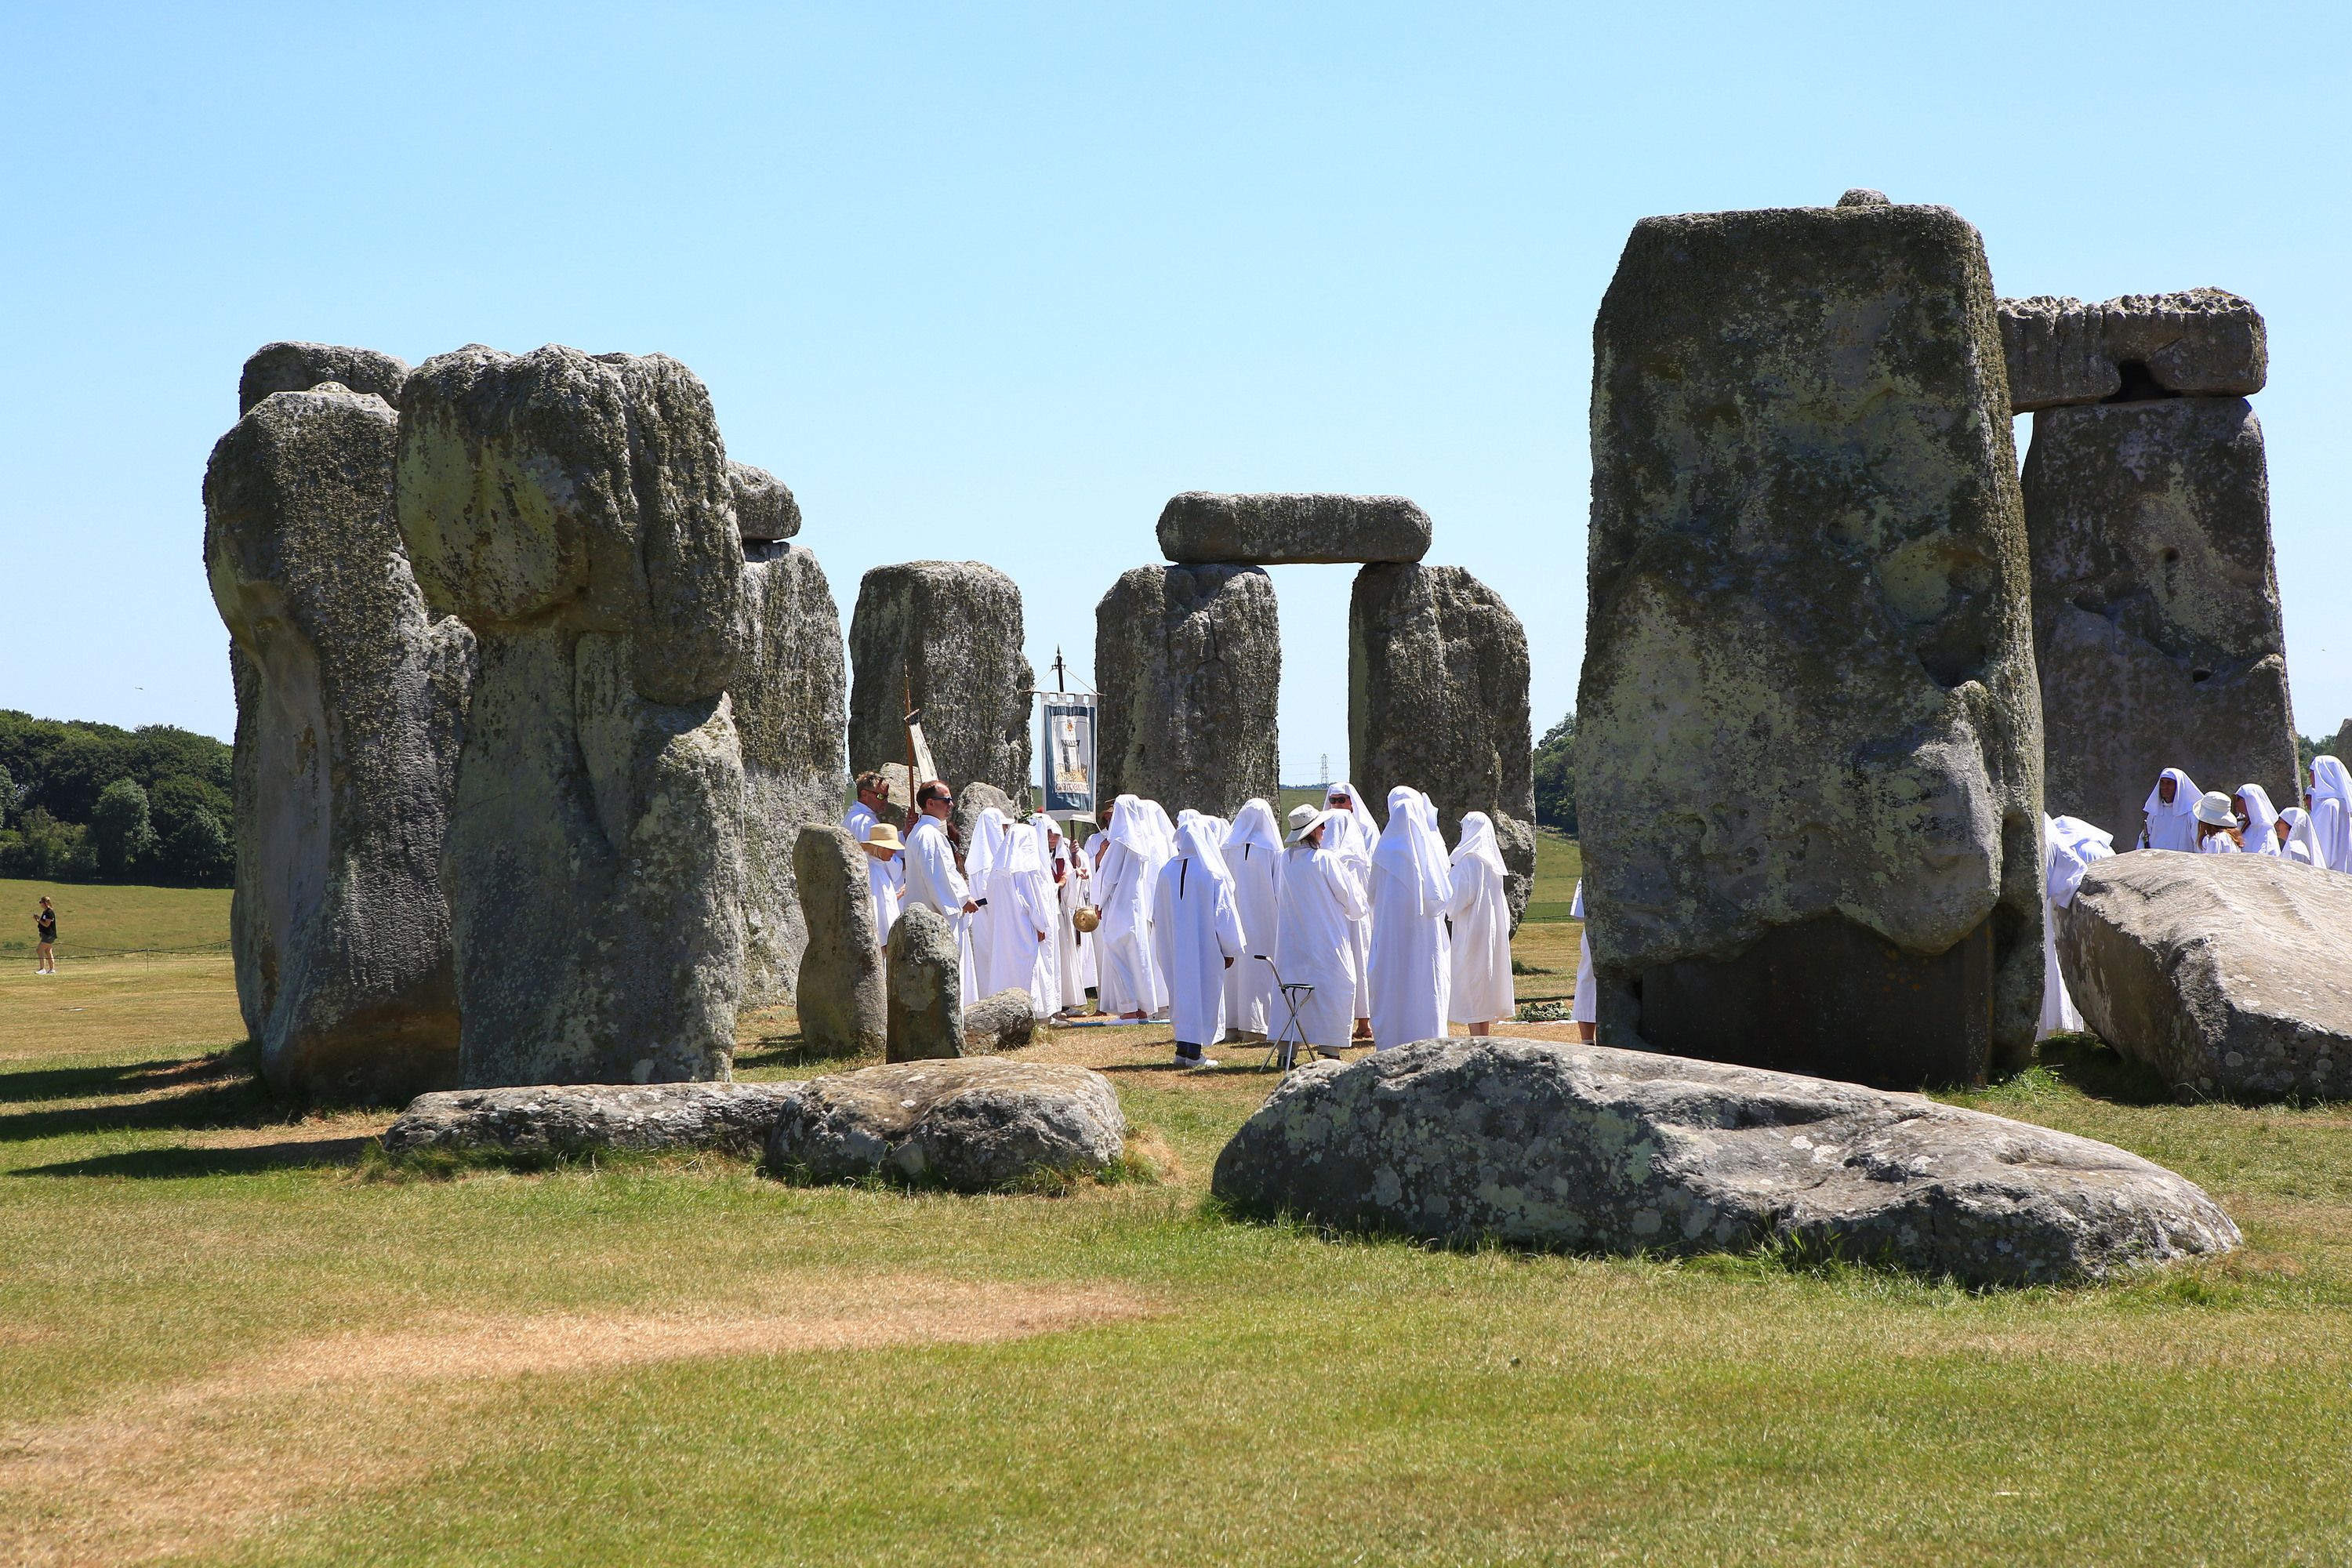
[0,712,234,887]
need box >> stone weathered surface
[887,904,964,1062]
[1156,492,1432,566]
[848,562,1031,800]
[239,342,411,415]
[2026,397,2297,841]
[728,459,802,541]
[1094,564,1279,818]
[396,344,747,1087]
[766,1057,1123,1189]
[2056,852,2352,1101]
[950,781,1018,855]
[1998,289,2267,412]
[1212,1039,2238,1286]
[205,383,474,1103]
[2334,720,2352,766]
[1579,201,2042,1087]
[963,988,1038,1052]
[735,543,848,1004]
[793,825,887,1056]
[1349,563,1536,927]
[384,1082,802,1156]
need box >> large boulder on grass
[1210,1038,2238,1286]
[384,1082,804,1156]
[962,988,1039,1051]
[2056,851,2352,1101]
[765,1058,1123,1189]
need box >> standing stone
[396,344,748,1087]
[2025,394,2298,841]
[886,904,964,1062]
[792,825,886,1056]
[735,541,848,1004]
[1156,492,1432,565]
[2332,720,2352,766]
[1580,199,2042,1089]
[205,380,474,1102]
[848,562,1031,799]
[951,780,1019,850]
[238,342,411,415]
[1348,563,1536,927]
[1094,564,1279,818]
[1997,289,2266,412]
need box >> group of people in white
[842,777,1517,1068]
[2038,753,2352,1037]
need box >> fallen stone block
[963,988,1038,1052]
[1998,289,2267,412]
[1156,492,1432,565]
[766,1058,1124,1189]
[2056,851,2352,1101]
[1210,1038,2238,1286]
[383,1082,805,1156]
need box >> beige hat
[862,823,905,854]
[1287,804,1334,845]
[2192,790,2239,827]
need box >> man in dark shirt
[35,896,57,974]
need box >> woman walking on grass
[34,896,56,974]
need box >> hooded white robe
[2234,784,2284,857]
[1445,811,1513,1025]
[1152,821,1246,1047]
[2311,757,2352,872]
[1061,825,1098,996]
[2281,808,2324,866]
[964,808,1011,994]
[1094,795,1171,1015]
[1367,787,1454,1049]
[1570,880,1596,1025]
[1221,799,1287,1036]
[1323,782,1377,1018]
[981,816,1058,1016]
[844,800,906,942]
[2140,768,2201,852]
[900,814,975,1004]
[1274,829,1369,1050]
[1041,819,1086,1011]
[2039,815,2114,1039]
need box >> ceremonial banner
[1040,695,1097,821]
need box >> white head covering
[1169,818,1233,889]
[1370,786,1454,916]
[2143,768,2200,818]
[999,812,1046,876]
[1450,810,1507,876]
[1028,811,1058,862]
[1322,780,1375,862]
[1135,799,1178,872]
[2234,785,2282,855]
[2314,757,2352,811]
[1105,794,1159,857]
[2282,806,2325,864]
[2043,814,2114,908]
[2192,790,2239,827]
[966,807,1008,887]
[1176,808,1231,879]
[1227,798,1285,856]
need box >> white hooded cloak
[1323,782,1377,1017]
[982,815,1059,1016]
[2311,757,2352,871]
[1368,786,1454,1049]
[2281,807,2324,866]
[1221,800,1286,1036]
[1570,880,1596,1025]
[2234,784,2284,857]
[1444,811,1513,1025]
[2039,814,2114,1039]
[1152,820,1246,1047]
[2141,768,2201,852]
[964,808,1011,993]
[1275,818,1370,1051]
[1094,794,1171,1014]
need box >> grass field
[0,877,234,955]
[8,894,2351,1564]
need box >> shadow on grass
[12,1135,376,1180]
[0,1044,257,1106]
[735,1033,871,1073]
[0,1042,317,1145]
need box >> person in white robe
[1094,795,1171,1018]
[2140,768,2200,851]
[1444,811,1513,1033]
[1367,786,1453,1049]
[964,808,1011,993]
[2234,784,2284,857]
[2039,815,2114,1039]
[1061,821,1099,1004]
[844,771,906,943]
[1221,799,1287,1040]
[900,781,978,1004]
[1322,782,1377,1038]
[978,815,1058,1017]
[1038,817,1086,1014]
[2193,791,2243,851]
[1570,880,1596,1043]
[2280,806,2324,865]
[2310,757,2352,871]
[1152,818,1245,1067]
[1274,805,1370,1058]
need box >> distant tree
[1,808,93,880]
[0,762,13,829]
[150,775,235,886]
[1532,711,1576,834]
[89,779,157,879]
[0,711,234,831]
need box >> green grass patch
[0,876,232,953]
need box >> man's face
[858,784,888,809]
[923,792,953,819]
[1327,793,1352,814]
[2158,777,2176,804]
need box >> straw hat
[861,823,905,855]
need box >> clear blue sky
[5,2,2347,784]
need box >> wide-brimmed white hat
[1287,804,1334,844]
[2192,790,2239,827]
